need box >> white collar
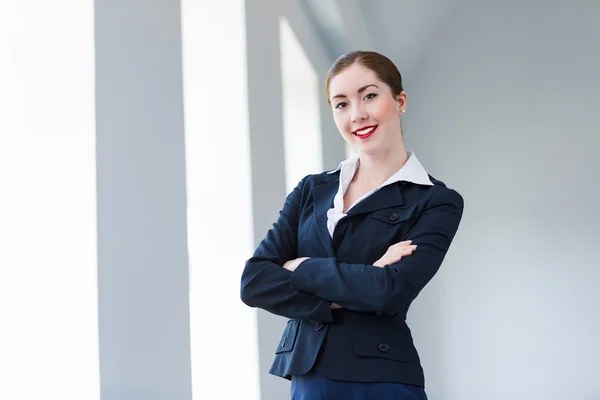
[327,151,434,187]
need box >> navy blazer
[240,168,464,387]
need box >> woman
[240,51,464,399]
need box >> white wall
[401,1,600,398]
[0,2,100,399]
[181,1,261,399]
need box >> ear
[396,96,404,116]
[396,91,407,115]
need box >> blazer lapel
[346,182,405,217]
[312,174,339,256]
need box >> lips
[352,125,378,139]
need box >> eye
[335,102,348,110]
[364,93,377,101]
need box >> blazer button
[389,213,400,222]
[314,322,324,331]
[378,342,390,353]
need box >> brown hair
[325,51,404,106]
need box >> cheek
[371,99,398,122]
[333,113,350,134]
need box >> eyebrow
[331,84,379,102]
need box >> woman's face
[329,63,406,156]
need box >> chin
[363,138,396,155]
[356,143,381,156]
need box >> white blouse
[326,151,434,238]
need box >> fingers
[389,241,417,253]
[390,240,413,248]
[388,241,417,254]
[397,245,417,254]
[386,243,417,264]
[374,241,418,268]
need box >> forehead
[329,63,384,95]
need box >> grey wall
[245,2,290,399]
[283,1,346,171]
[89,1,599,399]
[92,1,339,399]
[400,1,600,399]
[246,2,345,399]
[95,1,193,399]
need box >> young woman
[241,50,464,400]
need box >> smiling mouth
[353,125,378,139]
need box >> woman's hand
[283,257,310,272]
[373,240,417,268]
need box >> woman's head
[325,51,407,156]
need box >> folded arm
[290,188,464,315]
[240,176,335,323]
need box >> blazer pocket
[371,204,418,226]
[354,324,413,362]
[275,320,299,354]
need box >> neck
[354,143,408,187]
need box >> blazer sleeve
[240,175,335,322]
[289,187,464,315]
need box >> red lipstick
[352,125,378,139]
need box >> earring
[401,109,406,113]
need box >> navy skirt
[291,373,428,400]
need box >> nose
[350,103,368,123]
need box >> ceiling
[303,0,458,76]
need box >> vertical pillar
[95,1,193,399]
[245,1,291,399]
